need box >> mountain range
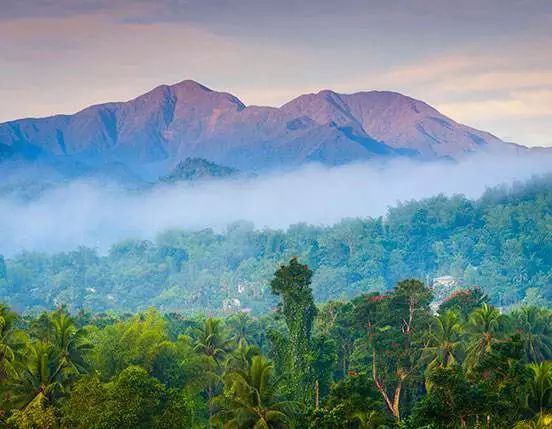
[0,80,537,175]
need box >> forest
[0,258,551,428]
[0,174,551,315]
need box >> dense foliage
[0,258,551,428]
[1,175,550,315]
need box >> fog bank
[0,153,550,256]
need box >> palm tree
[225,337,260,372]
[9,341,64,409]
[49,310,92,375]
[193,318,234,423]
[527,361,552,415]
[511,307,552,363]
[193,318,234,366]
[352,410,391,429]
[212,355,298,429]
[227,312,258,345]
[7,310,92,411]
[0,304,28,415]
[463,304,507,372]
[423,310,463,371]
[0,304,24,383]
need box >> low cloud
[0,152,550,256]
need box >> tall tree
[271,257,317,401]
[463,303,508,372]
[423,310,463,371]
[354,280,432,422]
[193,317,233,423]
[50,310,92,375]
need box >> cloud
[0,152,550,257]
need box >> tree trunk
[371,348,401,421]
[314,380,319,408]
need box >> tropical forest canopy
[0,260,551,428]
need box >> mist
[0,152,550,256]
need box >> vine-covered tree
[271,257,317,401]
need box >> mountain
[160,157,239,183]
[0,79,533,173]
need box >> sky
[1,0,551,147]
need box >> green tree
[438,287,489,319]
[309,335,338,401]
[307,373,389,429]
[271,257,317,401]
[0,304,23,384]
[409,365,486,428]
[526,361,552,415]
[9,341,64,409]
[511,307,552,362]
[92,308,168,379]
[225,337,260,372]
[62,366,195,429]
[423,310,463,371]
[354,280,432,422]
[6,393,58,429]
[212,355,298,428]
[463,303,508,372]
[49,310,92,375]
[351,410,391,429]
[192,317,233,422]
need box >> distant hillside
[1,174,549,314]
[0,80,536,173]
[160,158,238,183]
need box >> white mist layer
[0,153,550,256]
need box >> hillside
[1,174,549,314]
[160,158,239,182]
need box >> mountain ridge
[0,79,536,173]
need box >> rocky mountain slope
[0,80,530,172]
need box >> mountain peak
[170,79,212,93]
[0,81,530,171]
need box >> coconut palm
[463,304,507,372]
[212,355,298,429]
[352,410,391,429]
[193,317,234,423]
[7,311,92,411]
[193,318,234,367]
[225,337,260,372]
[527,361,552,415]
[423,310,464,370]
[0,304,25,383]
[511,306,552,363]
[9,341,64,409]
[227,312,258,346]
[50,310,92,375]
[0,304,29,415]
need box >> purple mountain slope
[0,80,531,171]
